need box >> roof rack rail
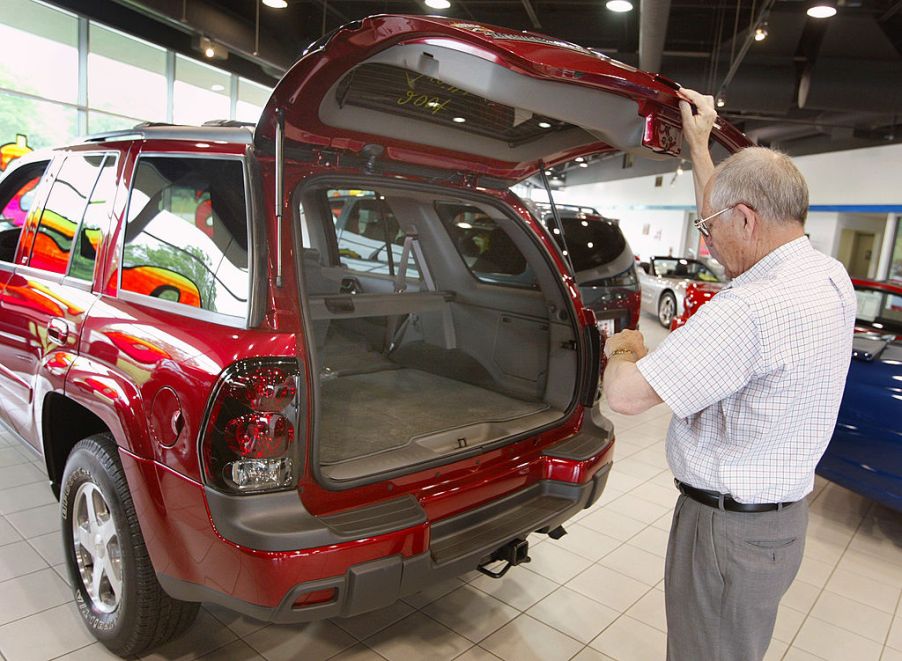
[80,122,254,145]
[202,119,257,128]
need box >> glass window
[889,216,902,282]
[173,56,230,126]
[87,111,142,135]
[88,24,166,123]
[652,257,721,282]
[0,0,78,104]
[855,285,902,335]
[554,215,626,273]
[0,92,78,150]
[435,202,536,288]
[328,189,419,278]
[69,155,117,281]
[30,154,107,274]
[122,156,249,318]
[236,78,271,124]
[0,160,48,263]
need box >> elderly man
[602,88,855,660]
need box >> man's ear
[735,203,757,236]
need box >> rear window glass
[336,63,569,145]
[121,156,249,318]
[554,215,626,273]
[436,202,537,288]
[30,154,107,274]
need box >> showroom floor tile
[0,314,900,660]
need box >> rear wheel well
[43,393,110,498]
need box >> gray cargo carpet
[318,368,548,464]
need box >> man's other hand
[604,329,648,360]
[678,88,717,155]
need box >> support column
[875,213,897,280]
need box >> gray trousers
[664,494,808,661]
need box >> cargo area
[297,183,581,483]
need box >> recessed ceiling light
[574,156,585,162]
[262,0,288,7]
[452,116,466,123]
[538,121,552,129]
[204,46,215,58]
[425,0,451,8]
[716,96,726,108]
[754,23,768,41]
[807,1,837,18]
[579,162,589,168]
[211,84,225,92]
[605,0,634,12]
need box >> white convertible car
[638,256,726,327]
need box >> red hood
[255,14,750,181]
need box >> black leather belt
[674,479,795,513]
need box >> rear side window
[436,202,537,288]
[121,156,249,318]
[328,189,419,279]
[69,155,117,282]
[0,162,47,263]
[556,216,626,273]
[30,154,107,274]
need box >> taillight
[201,358,302,494]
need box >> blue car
[816,279,902,511]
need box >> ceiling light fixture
[452,116,466,123]
[605,0,634,12]
[579,162,589,168]
[425,0,452,9]
[716,96,726,108]
[211,83,225,92]
[538,121,552,129]
[262,0,288,8]
[807,1,837,18]
[196,35,227,61]
[754,22,768,41]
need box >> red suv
[0,15,748,655]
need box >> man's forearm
[689,145,715,212]
[603,356,663,415]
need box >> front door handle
[48,318,69,345]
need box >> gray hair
[709,147,808,225]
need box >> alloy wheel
[71,481,123,613]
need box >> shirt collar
[730,236,811,287]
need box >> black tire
[60,433,199,656]
[658,291,677,328]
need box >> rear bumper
[158,464,610,622]
[122,415,613,623]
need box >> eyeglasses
[693,205,735,237]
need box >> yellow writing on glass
[396,71,470,115]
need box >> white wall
[805,212,840,256]
[553,142,902,261]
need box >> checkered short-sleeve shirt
[637,237,856,503]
